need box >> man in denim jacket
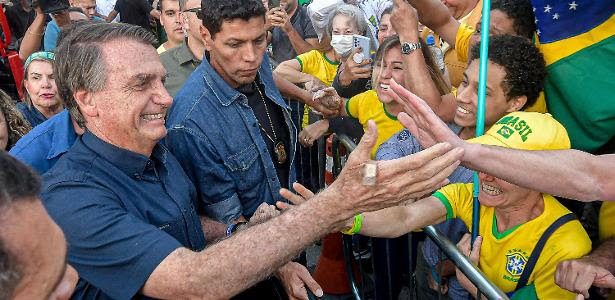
[164,0,316,297]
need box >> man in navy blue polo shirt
[10,109,82,174]
[41,21,463,299]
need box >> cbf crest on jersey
[505,248,529,280]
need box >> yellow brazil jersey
[433,183,591,299]
[599,201,615,242]
[454,24,547,113]
[296,50,340,128]
[345,90,403,158]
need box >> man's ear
[506,95,528,112]
[200,24,213,51]
[73,90,98,118]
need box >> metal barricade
[331,134,509,300]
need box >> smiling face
[454,60,524,129]
[2,200,70,300]
[202,16,267,88]
[374,46,404,104]
[24,60,61,111]
[160,0,184,45]
[477,172,536,209]
[85,39,172,155]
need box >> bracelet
[430,265,442,285]
[27,29,44,36]
[341,214,363,235]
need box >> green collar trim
[492,213,525,240]
[323,52,340,65]
[383,103,397,120]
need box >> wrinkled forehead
[100,40,165,80]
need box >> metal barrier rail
[332,134,509,300]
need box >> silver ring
[362,161,377,186]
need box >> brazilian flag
[533,0,615,152]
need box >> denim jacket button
[133,173,142,180]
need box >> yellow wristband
[341,214,363,235]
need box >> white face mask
[330,34,354,57]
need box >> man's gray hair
[178,0,188,10]
[53,22,158,128]
[324,4,368,42]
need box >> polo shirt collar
[46,109,78,160]
[177,39,200,66]
[81,131,166,177]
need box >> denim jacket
[166,54,297,224]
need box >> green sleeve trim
[295,57,304,72]
[345,99,354,118]
[433,191,453,220]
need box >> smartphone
[352,35,371,63]
[39,0,70,14]
[268,0,280,9]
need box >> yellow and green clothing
[345,90,403,158]
[296,50,340,128]
[433,183,592,299]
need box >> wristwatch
[401,42,422,55]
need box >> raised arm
[359,195,448,238]
[407,0,460,48]
[143,121,464,299]
[106,10,119,22]
[388,79,615,202]
[391,0,457,122]
[18,7,46,61]
[274,59,317,84]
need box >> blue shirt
[166,54,297,224]
[42,131,205,300]
[9,109,77,174]
[16,101,47,128]
[44,19,60,51]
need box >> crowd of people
[0,0,614,299]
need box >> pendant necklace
[254,83,288,165]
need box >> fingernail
[316,289,324,297]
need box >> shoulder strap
[514,213,577,291]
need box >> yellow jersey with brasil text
[433,183,591,299]
[345,90,403,158]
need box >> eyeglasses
[182,7,201,14]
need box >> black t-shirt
[114,0,152,30]
[237,80,290,189]
[5,3,36,42]
[270,6,317,64]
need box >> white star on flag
[553,13,560,19]
[569,1,578,10]
[544,5,552,13]
[537,29,541,35]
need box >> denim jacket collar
[81,131,167,177]
[200,54,289,109]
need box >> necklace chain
[254,83,278,142]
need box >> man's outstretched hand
[385,79,464,150]
[319,120,463,221]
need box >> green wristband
[341,214,363,235]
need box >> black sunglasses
[182,7,201,14]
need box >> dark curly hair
[200,0,266,38]
[0,90,31,150]
[469,35,546,110]
[490,0,536,39]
